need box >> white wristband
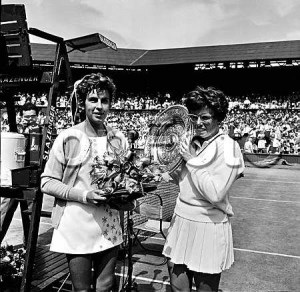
[82,190,88,204]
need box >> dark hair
[183,86,229,122]
[20,102,38,116]
[74,72,116,102]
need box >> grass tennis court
[122,164,300,292]
[221,164,300,292]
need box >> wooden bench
[30,246,69,292]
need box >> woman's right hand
[179,135,194,162]
[86,189,107,205]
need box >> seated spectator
[244,96,251,108]
[252,142,258,153]
[244,136,254,153]
[257,132,267,153]
[268,133,280,154]
[40,93,48,106]
[19,103,41,134]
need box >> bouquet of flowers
[0,245,25,291]
[90,147,167,200]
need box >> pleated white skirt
[162,214,234,274]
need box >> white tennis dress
[50,136,123,254]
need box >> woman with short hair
[41,73,130,292]
[163,86,245,292]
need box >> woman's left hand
[86,189,108,205]
[179,136,194,162]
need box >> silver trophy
[144,105,194,174]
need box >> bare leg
[93,246,119,292]
[167,260,193,292]
[66,253,92,292]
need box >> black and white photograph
[1,1,300,291]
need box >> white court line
[241,178,300,184]
[234,248,300,259]
[115,273,201,291]
[141,237,300,259]
[231,196,300,204]
[117,247,300,289]
[115,272,171,286]
[133,236,300,260]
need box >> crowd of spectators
[223,109,300,155]
[112,91,176,110]
[1,91,300,155]
[0,92,73,134]
[228,92,300,110]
